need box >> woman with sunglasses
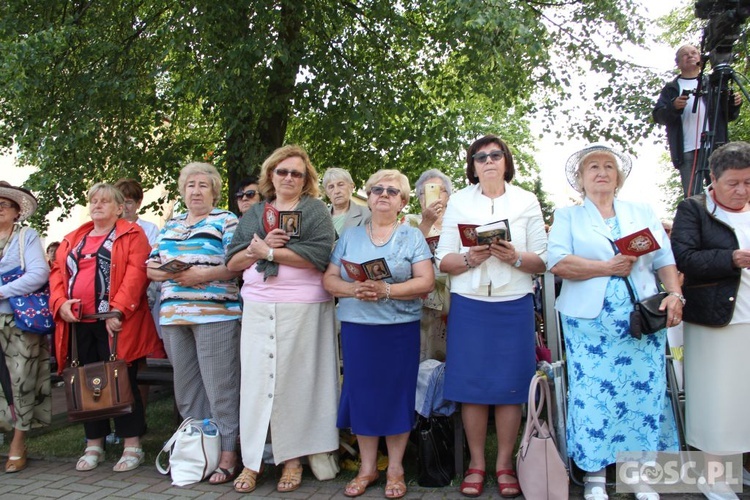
[147,163,242,485]
[434,135,547,498]
[234,176,261,216]
[323,169,434,499]
[226,145,339,494]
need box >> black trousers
[73,321,145,440]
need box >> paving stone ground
[0,386,746,499]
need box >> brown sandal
[277,463,303,492]
[343,472,379,497]
[234,467,260,494]
[5,447,27,473]
[385,472,407,499]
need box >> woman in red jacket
[50,183,159,473]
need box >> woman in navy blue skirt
[324,169,434,499]
[435,135,547,498]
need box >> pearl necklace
[368,220,398,246]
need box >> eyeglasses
[0,202,16,210]
[274,168,306,179]
[123,200,137,207]
[235,189,258,200]
[370,186,400,197]
[472,150,505,164]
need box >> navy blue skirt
[337,321,419,436]
[443,293,535,405]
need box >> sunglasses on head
[472,150,504,164]
[235,189,257,200]
[274,168,306,179]
[370,186,400,197]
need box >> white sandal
[113,446,144,472]
[635,491,660,500]
[584,475,608,500]
[76,446,104,471]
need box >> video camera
[695,0,750,65]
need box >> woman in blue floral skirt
[547,145,683,500]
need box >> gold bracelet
[385,282,391,301]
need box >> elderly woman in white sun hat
[547,144,682,500]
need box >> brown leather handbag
[63,314,134,422]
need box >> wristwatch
[513,254,523,268]
[266,248,274,262]
[668,292,686,306]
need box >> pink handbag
[516,373,569,500]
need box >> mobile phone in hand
[681,89,691,97]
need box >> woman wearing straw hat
[0,181,51,473]
[547,145,683,500]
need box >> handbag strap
[155,417,196,475]
[17,227,27,271]
[521,373,557,444]
[68,322,121,367]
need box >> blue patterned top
[148,209,241,325]
[330,224,432,324]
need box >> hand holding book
[458,219,511,247]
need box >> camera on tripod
[695,0,750,65]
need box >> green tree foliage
[0,0,650,230]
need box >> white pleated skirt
[684,322,750,454]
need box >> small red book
[458,219,511,247]
[614,228,661,257]
[157,258,193,273]
[263,203,301,237]
[425,235,440,255]
[341,258,392,282]
[457,224,479,247]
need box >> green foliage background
[0,1,702,229]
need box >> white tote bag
[156,417,221,486]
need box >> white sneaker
[696,478,739,500]
[583,474,608,500]
[634,484,660,500]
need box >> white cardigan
[435,183,547,298]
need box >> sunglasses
[370,186,400,197]
[472,150,505,164]
[235,189,258,200]
[0,202,16,209]
[274,168,306,179]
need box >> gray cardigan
[333,202,371,236]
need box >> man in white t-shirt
[653,44,742,198]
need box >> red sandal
[459,468,486,497]
[496,469,521,498]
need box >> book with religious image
[476,219,511,245]
[614,227,661,257]
[425,235,440,255]
[341,257,393,282]
[458,219,511,247]
[457,224,479,247]
[263,202,301,237]
[157,258,193,273]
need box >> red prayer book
[340,258,392,282]
[614,228,661,257]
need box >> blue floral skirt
[561,277,679,472]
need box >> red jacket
[50,219,161,374]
